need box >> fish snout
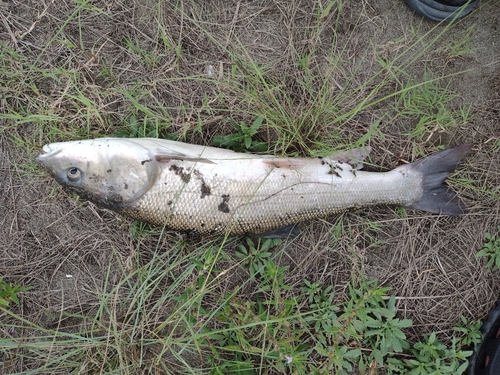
[36,144,62,165]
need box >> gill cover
[37,138,159,210]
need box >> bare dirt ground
[1,0,500,373]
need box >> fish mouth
[36,144,62,163]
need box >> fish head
[37,138,158,210]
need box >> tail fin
[407,144,472,215]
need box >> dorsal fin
[323,146,371,170]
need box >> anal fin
[255,224,300,239]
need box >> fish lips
[37,145,62,166]
[37,146,65,180]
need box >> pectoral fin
[154,149,215,164]
[262,159,306,170]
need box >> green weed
[389,333,471,374]
[212,116,268,153]
[441,25,477,60]
[235,237,279,278]
[113,114,179,140]
[129,220,163,239]
[0,279,30,308]
[454,315,482,348]
[476,225,500,271]
[394,73,471,142]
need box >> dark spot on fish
[167,200,173,206]
[169,164,191,183]
[282,174,286,178]
[328,168,341,178]
[201,223,205,227]
[107,186,115,192]
[193,170,211,198]
[351,169,357,177]
[200,182,211,198]
[321,160,326,165]
[124,183,128,190]
[107,169,112,173]
[141,159,152,165]
[398,170,408,177]
[218,194,230,213]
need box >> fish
[36,138,472,238]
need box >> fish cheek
[58,177,127,212]
[77,160,153,210]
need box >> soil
[1,0,500,372]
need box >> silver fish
[37,138,471,237]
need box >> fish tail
[406,144,472,215]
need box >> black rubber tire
[468,298,500,375]
[402,0,479,21]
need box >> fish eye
[67,167,82,181]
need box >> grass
[0,279,30,308]
[394,71,472,143]
[0,0,494,374]
[476,225,500,271]
[0,236,477,374]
